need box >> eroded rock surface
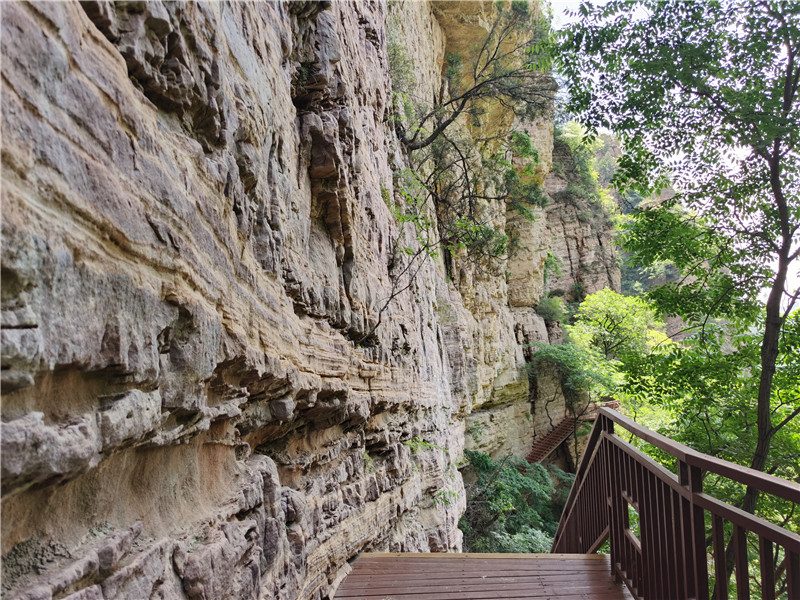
[1,1,618,599]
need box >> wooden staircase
[526,400,620,464]
[552,407,800,599]
[525,417,577,463]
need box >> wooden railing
[552,408,800,599]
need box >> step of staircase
[526,418,576,463]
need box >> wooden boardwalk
[334,553,634,600]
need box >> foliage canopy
[568,287,669,361]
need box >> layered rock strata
[1,1,618,599]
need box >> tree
[359,127,547,344]
[560,0,799,474]
[531,340,620,406]
[567,287,669,361]
[363,1,555,341]
[621,313,800,596]
[460,450,573,553]
[392,1,553,151]
[559,0,799,590]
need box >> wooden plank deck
[334,553,635,600]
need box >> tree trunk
[716,151,793,595]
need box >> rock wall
[543,138,622,299]
[0,2,618,599]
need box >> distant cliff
[0,2,618,598]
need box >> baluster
[733,525,750,600]
[639,463,655,599]
[673,486,688,600]
[689,464,710,600]
[679,461,709,600]
[712,515,728,600]
[609,444,625,583]
[679,461,693,599]
[787,551,799,600]
[759,537,775,600]
[648,470,662,599]
[661,480,678,600]
[601,437,611,552]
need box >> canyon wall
[0,2,619,599]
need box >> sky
[548,0,587,30]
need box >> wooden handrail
[597,408,800,504]
[552,408,800,600]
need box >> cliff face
[0,2,618,599]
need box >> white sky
[548,0,587,30]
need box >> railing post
[679,460,709,600]
[603,416,625,584]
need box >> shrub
[459,451,574,553]
[386,33,414,93]
[529,342,620,406]
[543,251,562,285]
[491,526,552,553]
[536,296,565,323]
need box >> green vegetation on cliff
[386,1,554,273]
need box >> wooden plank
[352,557,611,568]
[343,573,618,585]
[359,552,611,559]
[348,561,612,573]
[335,554,631,600]
[356,554,608,565]
[353,557,612,565]
[349,563,611,572]
[346,567,612,577]
[338,580,628,595]
[337,591,630,600]
[340,574,620,588]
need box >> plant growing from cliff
[529,342,619,410]
[405,128,546,271]
[389,2,553,263]
[560,0,800,589]
[534,296,565,324]
[392,2,554,151]
[387,32,414,95]
[358,124,550,344]
[552,122,622,234]
[363,2,558,343]
[387,29,417,125]
[467,423,484,442]
[542,251,561,285]
[569,281,585,303]
[403,435,445,453]
[433,489,459,507]
[555,122,602,201]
